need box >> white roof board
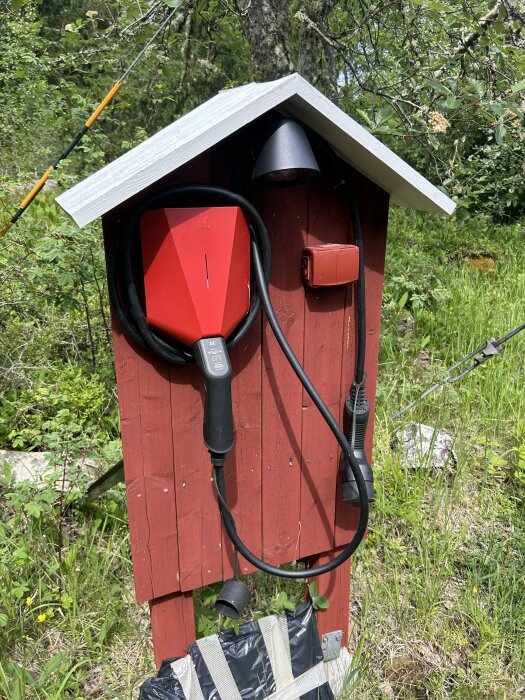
[57,73,455,226]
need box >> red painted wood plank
[104,212,181,603]
[170,364,224,591]
[335,175,389,546]
[109,324,153,601]
[138,357,180,599]
[299,181,349,558]
[102,255,180,602]
[309,548,352,645]
[222,319,263,578]
[261,186,309,566]
[150,591,196,668]
[359,183,389,460]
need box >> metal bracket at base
[321,630,343,661]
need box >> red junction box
[302,243,359,287]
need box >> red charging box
[140,206,251,346]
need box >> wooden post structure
[57,73,454,670]
[102,132,389,666]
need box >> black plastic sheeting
[140,603,335,700]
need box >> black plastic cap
[341,449,376,505]
[215,578,251,619]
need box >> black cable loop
[107,184,271,363]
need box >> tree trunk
[240,0,294,80]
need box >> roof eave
[56,73,456,226]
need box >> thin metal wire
[393,321,525,419]
[1,5,181,238]
[119,6,179,82]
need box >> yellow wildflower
[25,596,32,606]
[472,585,478,594]
[37,613,47,623]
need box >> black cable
[347,186,366,384]
[108,183,369,579]
[213,238,369,578]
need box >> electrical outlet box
[302,244,359,287]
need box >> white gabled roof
[57,73,455,226]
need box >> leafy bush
[0,364,114,451]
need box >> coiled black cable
[108,183,369,579]
[107,184,272,364]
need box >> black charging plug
[194,337,234,456]
[341,382,375,505]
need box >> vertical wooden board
[170,364,223,591]
[334,176,389,546]
[150,591,196,668]
[110,325,152,602]
[299,182,349,558]
[222,318,263,578]
[102,254,180,602]
[309,548,352,645]
[137,357,180,599]
[261,186,308,565]
[359,181,389,459]
[103,214,150,602]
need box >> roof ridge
[56,74,455,226]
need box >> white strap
[266,661,327,700]
[169,655,206,700]
[196,635,242,700]
[324,647,354,697]
[258,615,295,690]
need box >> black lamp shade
[252,118,320,184]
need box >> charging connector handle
[341,382,375,504]
[194,337,234,455]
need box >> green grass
[0,483,152,698]
[347,209,525,698]
[1,206,524,697]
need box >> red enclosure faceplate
[140,207,251,347]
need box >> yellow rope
[0,5,178,238]
[19,167,55,209]
[0,221,13,238]
[85,81,123,128]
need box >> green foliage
[0,364,111,450]
[194,574,303,638]
[0,190,119,461]
[0,467,145,695]
[2,1,524,218]
[348,209,525,696]
[307,581,329,610]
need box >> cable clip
[474,337,503,365]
